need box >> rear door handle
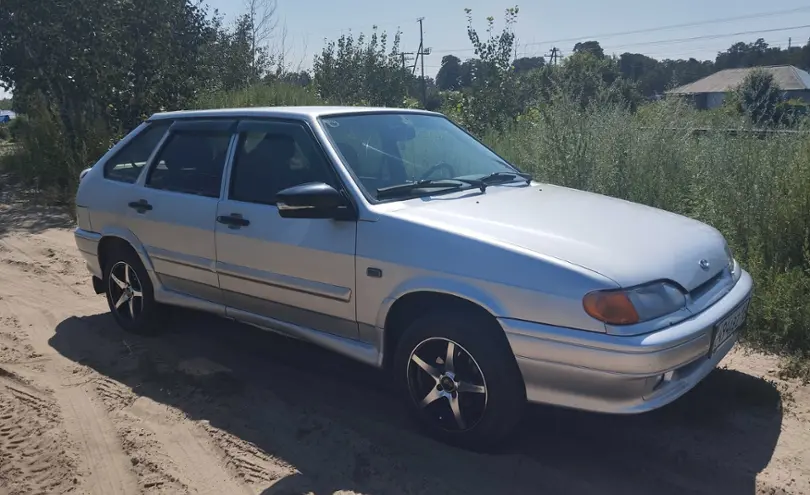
[217,213,250,228]
[128,199,152,213]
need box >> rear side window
[146,131,232,198]
[103,122,171,183]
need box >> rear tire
[103,246,164,335]
[393,309,526,450]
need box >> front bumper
[499,269,753,414]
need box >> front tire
[103,247,164,335]
[393,310,526,450]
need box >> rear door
[124,119,236,304]
[85,121,173,235]
[215,119,358,339]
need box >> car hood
[389,183,729,291]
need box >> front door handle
[217,213,250,229]
[128,199,152,213]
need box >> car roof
[148,106,441,122]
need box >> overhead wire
[430,6,810,55]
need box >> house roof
[668,65,810,94]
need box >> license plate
[711,298,750,354]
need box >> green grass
[486,96,810,358]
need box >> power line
[597,24,810,51]
[621,39,800,59]
[518,35,802,63]
[524,6,810,47]
[503,24,810,61]
[430,6,810,54]
[298,17,418,38]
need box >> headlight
[583,281,686,325]
[724,243,737,276]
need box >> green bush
[0,124,9,141]
[195,82,323,109]
[0,98,117,203]
[485,96,810,356]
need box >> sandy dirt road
[1,185,809,495]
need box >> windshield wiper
[376,171,533,199]
[477,171,533,186]
[376,179,468,199]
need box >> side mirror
[275,182,354,220]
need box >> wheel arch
[96,228,158,287]
[380,283,511,369]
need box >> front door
[215,119,358,339]
[125,119,236,304]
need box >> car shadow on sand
[49,309,784,495]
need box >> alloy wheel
[406,337,488,431]
[108,261,144,322]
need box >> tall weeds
[0,98,118,203]
[487,96,810,355]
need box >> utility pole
[401,52,415,70]
[548,47,560,66]
[417,17,427,108]
[788,37,792,49]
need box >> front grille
[687,268,735,314]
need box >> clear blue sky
[2,0,809,99]
[206,0,810,75]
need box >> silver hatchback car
[74,107,753,449]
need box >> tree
[513,56,545,73]
[219,13,264,91]
[243,0,277,77]
[573,40,604,59]
[735,68,784,125]
[558,51,642,109]
[0,0,223,127]
[0,0,231,196]
[459,59,482,87]
[457,6,521,133]
[273,70,312,87]
[313,28,410,106]
[436,55,463,90]
[715,39,785,71]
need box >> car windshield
[319,113,521,201]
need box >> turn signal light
[583,291,640,325]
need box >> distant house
[0,110,16,123]
[667,65,810,110]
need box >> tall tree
[436,55,463,90]
[313,28,410,106]
[219,13,263,91]
[244,0,277,77]
[735,68,784,125]
[513,56,545,73]
[0,0,223,128]
[458,6,521,133]
[573,40,605,59]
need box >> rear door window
[146,130,232,198]
[103,121,171,183]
